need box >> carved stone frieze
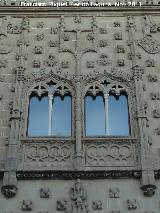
[109,188,120,198]
[84,139,137,167]
[127,199,137,210]
[92,200,102,210]
[40,187,50,198]
[22,200,33,211]
[21,141,73,169]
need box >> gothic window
[84,81,130,136]
[27,82,72,137]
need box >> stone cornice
[0,6,160,16]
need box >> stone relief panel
[84,139,138,167]
[19,139,74,170]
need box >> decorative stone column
[127,16,156,196]
[2,66,25,198]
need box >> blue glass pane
[27,96,49,136]
[108,95,130,136]
[85,95,105,136]
[52,96,71,136]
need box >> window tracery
[27,82,72,137]
[84,80,130,136]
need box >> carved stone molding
[16,170,141,180]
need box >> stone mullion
[127,15,156,196]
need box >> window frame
[21,79,74,139]
[82,78,137,138]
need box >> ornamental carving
[61,61,69,69]
[74,16,81,23]
[99,28,107,34]
[46,54,58,67]
[117,59,125,67]
[22,200,33,211]
[110,211,120,213]
[49,40,58,47]
[98,54,112,66]
[85,139,137,167]
[127,199,137,210]
[116,45,125,53]
[92,200,102,210]
[37,22,44,28]
[146,59,155,67]
[36,34,44,41]
[114,22,121,27]
[57,199,68,212]
[138,35,160,54]
[51,27,58,34]
[70,179,89,213]
[155,127,160,135]
[150,92,160,100]
[0,59,8,68]
[109,188,120,198]
[141,184,156,197]
[33,60,41,68]
[1,185,17,198]
[153,109,160,118]
[86,61,95,68]
[21,142,72,168]
[148,74,157,82]
[34,46,43,54]
[0,34,12,54]
[114,32,122,40]
[99,40,108,47]
[87,32,94,41]
[7,23,22,34]
[40,187,50,198]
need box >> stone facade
[0,3,160,213]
